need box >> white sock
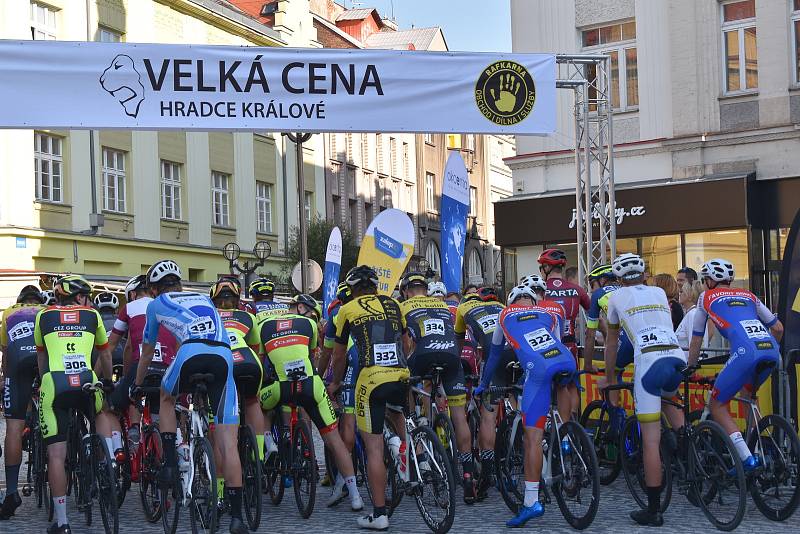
[175,428,184,445]
[334,472,344,488]
[524,480,539,507]
[53,495,68,526]
[344,475,359,500]
[265,432,276,450]
[111,431,123,451]
[730,432,751,461]
[104,437,114,457]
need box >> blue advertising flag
[440,152,470,294]
[322,226,343,320]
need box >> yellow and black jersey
[335,294,406,369]
[34,306,108,374]
[399,296,459,357]
[218,308,260,351]
[454,299,504,351]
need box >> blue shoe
[560,438,572,455]
[728,455,761,476]
[506,502,544,527]
[283,475,293,488]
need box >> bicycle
[65,381,120,534]
[579,376,631,485]
[490,372,601,530]
[160,372,219,534]
[261,370,316,518]
[21,373,53,522]
[619,362,747,531]
[408,365,459,478]
[229,374,262,530]
[131,373,165,523]
[323,384,370,503]
[383,378,456,534]
[692,359,800,521]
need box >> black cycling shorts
[408,352,467,407]
[3,353,37,419]
[109,361,167,414]
[232,347,263,399]
[491,348,522,387]
[40,370,103,446]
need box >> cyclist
[399,272,476,503]
[582,265,634,376]
[688,259,783,471]
[248,277,288,318]
[331,265,408,530]
[210,276,265,501]
[454,286,505,498]
[475,281,576,526]
[41,290,56,306]
[94,291,123,369]
[131,260,247,534]
[34,275,115,534]
[257,293,364,512]
[0,285,45,520]
[603,253,686,527]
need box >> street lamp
[222,240,272,297]
[418,258,436,281]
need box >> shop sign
[568,203,646,229]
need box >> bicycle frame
[175,393,212,505]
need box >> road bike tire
[264,422,285,505]
[292,419,316,519]
[239,425,263,529]
[433,412,460,479]
[189,437,218,534]
[579,400,622,485]
[551,420,600,530]
[618,415,671,512]
[746,414,800,521]
[117,433,131,508]
[160,466,182,534]
[689,420,746,531]
[32,416,53,520]
[139,428,163,522]
[494,415,524,513]
[409,425,456,534]
[352,439,369,495]
[91,434,120,534]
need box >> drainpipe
[281,134,289,257]
[84,0,102,235]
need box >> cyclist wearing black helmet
[583,265,634,376]
[248,277,288,319]
[331,265,407,530]
[0,285,45,520]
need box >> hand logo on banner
[357,209,414,296]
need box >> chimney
[381,18,397,32]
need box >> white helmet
[41,290,56,306]
[147,259,182,284]
[93,291,119,310]
[519,274,547,293]
[612,253,645,280]
[427,281,446,298]
[701,258,734,283]
[125,275,145,296]
[508,285,538,304]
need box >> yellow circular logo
[475,61,536,126]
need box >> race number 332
[374,343,399,366]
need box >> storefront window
[684,229,749,288]
[503,247,517,295]
[640,234,681,277]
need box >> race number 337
[188,317,216,336]
[374,343,399,366]
[62,354,87,374]
[477,314,499,333]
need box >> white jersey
[606,285,680,356]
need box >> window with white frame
[34,132,62,202]
[721,0,757,93]
[467,249,483,285]
[98,27,121,42]
[425,241,441,276]
[792,0,800,83]
[582,20,638,110]
[304,191,313,222]
[376,134,384,174]
[256,181,273,233]
[424,133,434,145]
[469,186,478,217]
[361,134,370,169]
[464,134,476,152]
[389,137,397,177]
[212,171,230,227]
[102,148,126,213]
[425,172,435,211]
[30,2,57,40]
[402,142,409,179]
[160,160,182,220]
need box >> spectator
[463,284,479,295]
[650,273,684,329]
[675,280,706,355]
[677,266,698,287]
[565,266,579,285]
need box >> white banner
[0,40,555,134]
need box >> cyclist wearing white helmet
[132,259,248,534]
[689,259,783,474]
[427,281,447,299]
[605,253,686,527]
[94,292,123,368]
[41,289,56,306]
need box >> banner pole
[287,132,313,293]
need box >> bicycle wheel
[467,406,482,483]
[239,425,263,529]
[409,425,456,534]
[383,421,403,517]
[494,415,524,513]
[433,412,459,479]
[32,420,53,520]
[618,415,671,512]
[189,437,218,534]
[551,421,600,530]
[689,420,746,531]
[91,434,120,534]
[747,414,800,521]
[579,400,622,485]
[291,419,316,519]
[160,466,182,534]
[139,428,163,523]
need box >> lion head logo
[100,54,145,118]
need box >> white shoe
[326,483,347,507]
[265,441,278,459]
[350,494,364,512]
[357,514,389,531]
